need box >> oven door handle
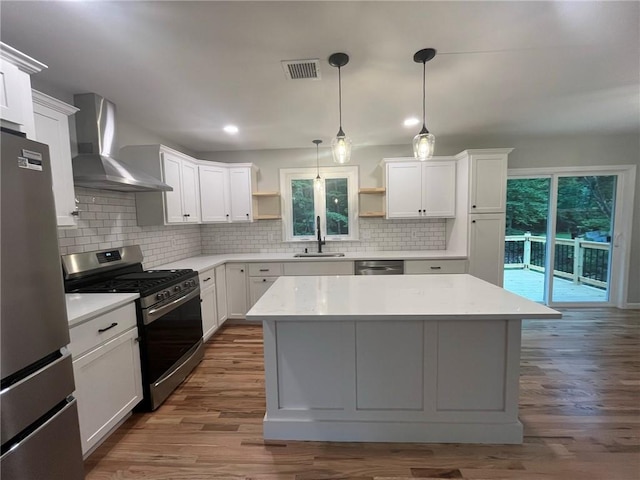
[143,287,200,325]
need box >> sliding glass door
[550,175,617,303]
[504,172,622,306]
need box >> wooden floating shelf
[254,215,281,220]
[252,191,280,197]
[359,187,386,194]
[359,211,385,218]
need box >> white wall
[198,132,639,304]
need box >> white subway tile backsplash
[200,218,446,254]
[57,187,202,269]
[58,188,447,266]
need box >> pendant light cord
[422,60,426,128]
[338,66,343,130]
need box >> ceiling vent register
[281,59,321,80]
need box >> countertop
[66,293,140,328]
[157,250,467,273]
[247,274,561,322]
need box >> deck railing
[504,234,610,289]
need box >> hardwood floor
[85,308,640,479]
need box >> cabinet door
[226,263,248,319]
[201,286,218,342]
[0,60,30,133]
[228,167,253,222]
[72,328,142,455]
[200,165,230,222]
[422,161,456,217]
[181,159,200,223]
[215,265,228,324]
[249,277,278,308]
[386,162,422,218]
[468,213,506,286]
[469,155,507,213]
[32,93,78,227]
[162,153,184,223]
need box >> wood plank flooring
[85,308,640,479]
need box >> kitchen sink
[293,252,346,258]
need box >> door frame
[507,164,636,308]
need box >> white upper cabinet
[385,159,456,219]
[120,144,201,226]
[468,213,506,286]
[468,153,508,213]
[228,167,254,222]
[198,163,256,223]
[32,90,79,227]
[199,164,229,222]
[0,43,46,138]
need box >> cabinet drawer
[198,268,216,289]
[404,259,467,275]
[249,262,283,277]
[69,303,137,358]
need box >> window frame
[280,166,359,243]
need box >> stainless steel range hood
[72,93,172,192]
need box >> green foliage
[325,178,349,235]
[292,179,315,236]
[506,176,615,239]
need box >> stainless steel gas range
[62,246,204,410]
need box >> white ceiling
[1,1,638,153]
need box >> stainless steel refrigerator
[0,130,84,479]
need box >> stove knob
[156,293,164,300]
[174,285,181,292]
[163,291,170,299]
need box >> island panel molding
[248,274,560,444]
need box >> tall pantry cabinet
[462,149,511,286]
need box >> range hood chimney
[72,93,172,192]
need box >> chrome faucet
[316,215,326,253]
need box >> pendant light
[328,52,352,164]
[313,139,323,191]
[413,48,436,161]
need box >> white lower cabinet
[70,303,142,457]
[226,263,248,319]
[283,261,354,276]
[199,267,218,341]
[248,263,283,309]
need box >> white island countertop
[156,250,466,272]
[247,274,561,321]
[65,293,140,327]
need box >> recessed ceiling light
[223,125,239,134]
[403,117,420,127]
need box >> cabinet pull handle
[472,220,476,223]
[98,322,118,333]
[240,269,244,273]
[70,210,80,216]
[259,269,269,272]
[430,266,441,270]
[472,205,477,208]
[203,277,212,282]
[226,214,230,217]
[262,278,267,282]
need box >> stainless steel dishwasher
[354,260,404,275]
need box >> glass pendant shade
[314,175,323,191]
[413,127,435,161]
[331,131,352,164]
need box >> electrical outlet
[268,233,274,242]
[411,231,417,239]
[171,238,178,247]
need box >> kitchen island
[246,274,561,444]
